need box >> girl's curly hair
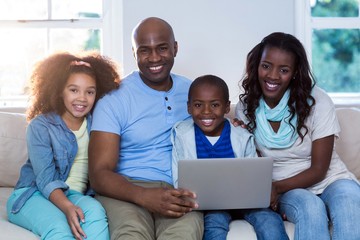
[239,32,316,141]
[26,51,120,121]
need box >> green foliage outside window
[79,12,101,51]
[311,0,360,92]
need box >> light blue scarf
[254,90,298,149]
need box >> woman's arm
[271,135,334,208]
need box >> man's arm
[88,131,140,200]
[88,131,198,217]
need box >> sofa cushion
[0,187,39,239]
[335,108,360,179]
[0,112,28,187]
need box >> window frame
[295,0,360,107]
[0,0,122,107]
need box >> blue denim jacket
[11,112,92,213]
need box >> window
[0,0,120,107]
[297,0,360,105]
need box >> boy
[171,75,255,240]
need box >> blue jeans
[203,209,288,240]
[279,179,360,240]
[7,188,109,240]
[203,211,231,240]
[243,208,289,240]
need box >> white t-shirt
[236,86,357,194]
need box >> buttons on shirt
[165,96,171,111]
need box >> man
[89,17,203,240]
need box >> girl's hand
[49,189,86,239]
[64,204,87,240]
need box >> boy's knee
[205,211,231,226]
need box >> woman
[236,32,360,240]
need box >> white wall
[117,0,295,103]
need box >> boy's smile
[188,83,230,136]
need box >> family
[6,17,360,240]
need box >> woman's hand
[231,118,247,128]
[270,182,280,211]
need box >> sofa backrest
[0,111,27,187]
[0,106,359,188]
[335,108,360,179]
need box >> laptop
[177,157,273,210]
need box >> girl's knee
[85,207,107,224]
[80,198,107,221]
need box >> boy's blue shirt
[194,120,235,159]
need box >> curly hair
[239,32,316,141]
[26,51,120,121]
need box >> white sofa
[1,106,360,239]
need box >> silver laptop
[178,157,273,210]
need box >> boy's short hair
[188,74,229,102]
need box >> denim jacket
[171,118,257,187]
[11,112,92,213]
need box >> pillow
[335,108,360,180]
[0,112,28,187]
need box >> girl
[7,51,120,240]
[236,32,360,239]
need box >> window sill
[330,93,360,109]
[0,96,28,108]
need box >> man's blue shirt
[91,71,191,185]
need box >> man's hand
[138,187,198,218]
